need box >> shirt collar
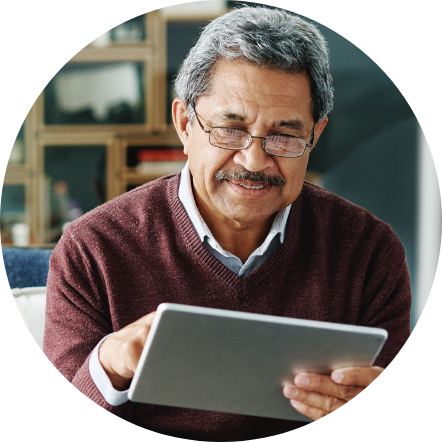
[178,161,291,246]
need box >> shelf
[124,161,186,180]
[2,8,225,246]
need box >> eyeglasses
[192,106,315,158]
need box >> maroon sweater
[44,173,411,441]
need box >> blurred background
[1,1,440,328]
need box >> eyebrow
[276,120,305,131]
[212,111,305,132]
[214,111,245,122]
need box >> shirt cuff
[89,333,130,406]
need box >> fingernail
[284,386,298,398]
[331,371,344,383]
[296,374,309,386]
[290,400,302,408]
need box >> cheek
[278,157,309,191]
[279,155,306,176]
[188,147,233,190]
[201,150,236,176]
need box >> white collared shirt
[178,162,291,277]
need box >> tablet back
[128,303,387,422]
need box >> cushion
[12,287,47,349]
[2,247,52,289]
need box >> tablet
[128,303,387,422]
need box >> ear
[309,117,328,152]
[172,98,190,155]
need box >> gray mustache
[214,169,286,187]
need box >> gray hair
[174,6,333,123]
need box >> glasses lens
[210,127,249,149]
[265,135,306,157]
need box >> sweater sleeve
[43,227,134,420]
[357,231,412,368]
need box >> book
[136,149,187,162]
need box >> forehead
[200,60,313,123]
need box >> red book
[137,149,187,162]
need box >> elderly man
[44,6,411,440]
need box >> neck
[206,214,276,263]
[192,186,276,263]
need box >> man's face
[174,60,327,230]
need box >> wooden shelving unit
[2,7,225,247]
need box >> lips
[229,179,267,189]
[238,183,264,190]
[226,180,271,197]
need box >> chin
[228,208,279,225]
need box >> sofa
[3,247,53,349]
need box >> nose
[232,137,274,172]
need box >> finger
[290,399,335,421]
[131,310,157,327]
[283,384,346,414]
[99,311,157,385]
[331,366,384,387]
[289,400,328,421]
[118,314,157,373]
[294,373,364,402]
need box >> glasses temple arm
[191,104,211,133]
[307,124,316,147]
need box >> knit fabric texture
[44,173,411,441]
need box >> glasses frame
[192,105,315,158]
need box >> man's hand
[283,366,384,420]
[98,311,157,390]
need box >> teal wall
[311,20,418,327]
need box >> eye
[220,127,245,140]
